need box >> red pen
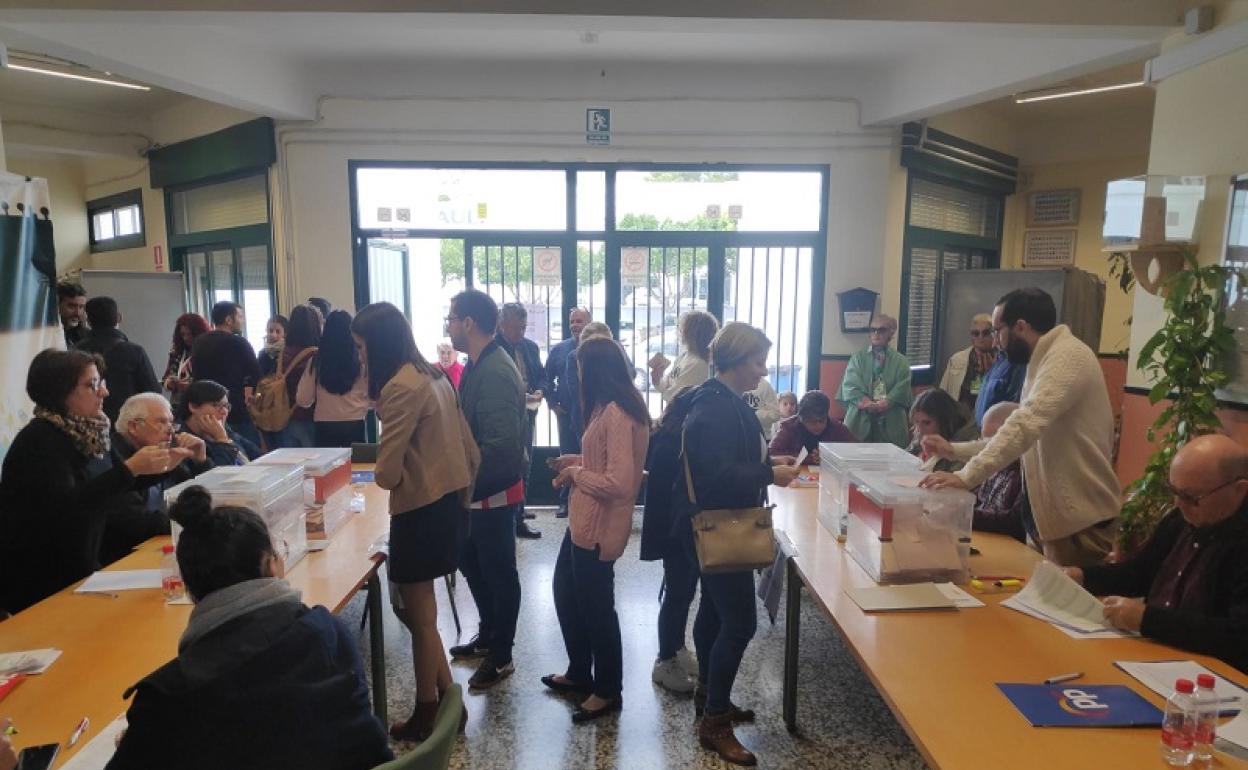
[69,716,89,747]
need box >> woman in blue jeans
[678,323,799,767]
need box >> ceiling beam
[0,0,1191,27]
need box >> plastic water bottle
[1161,677,1196,767]
[160,544,185,602]
[1192,674,1218,770]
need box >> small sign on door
[621,246,649,288]
[533,247,562,286]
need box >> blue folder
[352,470,375,483]
[997,683,1164,727]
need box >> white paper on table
[75,569,163,594]
[1115,660,1248,705]
[59,714,127,770]
[1000,595,1132,639]
[1220,709,1248,752]
[935,582,985,608]
[1011,561,1116,633]
[0,648,61,675]
[794,447,809,467]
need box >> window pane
[904,247,941,368]
[368,242,409,316]
[172,175,268,235]
[908,178,1000,238]
[185,251,210,317]
[210,248,234,305]
[94,211,115,241]
[615,170,821,232]
[114,204,140,237]
[355,168,566,230]
[239,245,271,352]
[724,246,812,395]
[576,171,606,232]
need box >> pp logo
[1056,688,1110,718]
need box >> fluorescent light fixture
[1015,80,1144,104]
[6,61,150,91]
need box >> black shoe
[516,522,542,539]
[523,511,536,520]
[449,635,490,659]
[572,695,623,723]
[555,508,569,519]
[469,659,515,690]
[541,674,593,696]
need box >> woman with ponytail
[106,487,392,770]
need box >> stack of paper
[1001,561,1132,638]
[0,649,61,675]
[846,582,957,612]
[1116,660,1247,707]
[75,569,163,594]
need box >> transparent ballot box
[844,469,974,584]
[817,443,922,541]
[252,448,355,541]
[165,464,310,571]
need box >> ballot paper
[1219,708,1248,754]
[59,714,127,770]
[1115,660,1247,706]
[846,582,957,612]
[0,649,61,675]
[75,569,163,594]
[1000,596,1131,639]
[935,582,985,608]
[1003,561,1121,634]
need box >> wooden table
[770,484,1248,770]
[0,466,392,765]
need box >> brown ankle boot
[697,712,757,766]
[389,699,439,742]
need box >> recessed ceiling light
[6,60,151,91]
[1015,80,1143,104]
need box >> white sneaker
[675,647,699,679]
[652,656,695,693]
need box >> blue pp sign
[587,108,611,145]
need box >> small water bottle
[1161,677,1196,767]
[160,544,185,602]
[1192,674,1218,770]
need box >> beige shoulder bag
[682,431,776,574]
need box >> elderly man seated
[101,393,212,565]
[1065,434,1248,673]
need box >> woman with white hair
[938,312,997,414]
[678,322,800,766]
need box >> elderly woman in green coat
[837,314,913,447]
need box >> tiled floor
[339,509,929,770]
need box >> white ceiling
[0,9,1176,125]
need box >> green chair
[371,684,463,770]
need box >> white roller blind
[908,178,1000,238]
[904,247,940,366]
[172,175,268,235]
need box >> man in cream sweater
[921,288,1120,566]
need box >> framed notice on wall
[1027,189,1081,227]
[1023,229,1078,267]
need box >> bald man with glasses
[1064,434,1248,673]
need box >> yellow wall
[81,156,167,272]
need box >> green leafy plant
[1119,249,1239,545]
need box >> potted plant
[1118,249,1240,547]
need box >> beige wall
[81,156,167,272]
[1128,4,1248,387]
[3,154,89,274]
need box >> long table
[0,467,392,766]
[770,484,1248,770]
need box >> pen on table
[974,575,1022,582]
[2,720,15,736]
[1044,672,1083,685]
[80,591,119,599]
[994,579,1022,588]
[69,716,89,747]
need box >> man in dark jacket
[545,307,592,516]
[1066,434,1248,673]
[192,301,262,447]
[447,289,527,689]
[496,302,547,540]
[101,393,212,565]
[57,281,88,348]
[76,296,160,424]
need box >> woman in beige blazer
[352,302,480,743]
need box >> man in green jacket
[445,289,527,690]
[838,314,913,447]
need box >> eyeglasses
[1168,476,1246,506]
[970,329,994,338]
[868,326,892,334]
[81,378,106,393]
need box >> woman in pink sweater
[542,338,650,723]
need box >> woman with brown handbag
[678,322,800,767]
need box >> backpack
[638,386,700,561]
[248,347,316,432]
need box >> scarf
[263,338,286,362]
[180,577,303,653]
[35,406,111,458]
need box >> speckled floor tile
[338,509,929,770]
